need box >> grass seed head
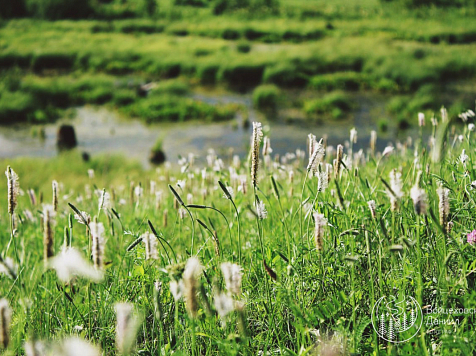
[52,180,59,212]
[90,222,105,270]
[5,166,19,215]
[142,232,158,260]
[438,186,450,232]
[49,247,104,283]
[251,122,263,187]
[0,299,11,349]
[115,303,140,355]
[221,262,243,296]
[367,200,377,219]
[183,257,203,317]
[313,212,327,250]
[43,204,56,266]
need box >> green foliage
[236,40,251,53]
[212,0,280,15]
[2,109,476,354]
[304,91,353,120]
[124,95,236,123]
[252,84,280,111]
[25,0,94,19]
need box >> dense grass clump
[1,105,476,354]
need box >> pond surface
[0,92,421,167]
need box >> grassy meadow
[2,0,476,354]
[1,113,476,354]
[2,0,476,125]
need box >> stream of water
[0,92,421,167]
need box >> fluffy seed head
[317,170,328,192]
[350,128,358,144]
[250,122,263,187]
[183,257,203,317]
[49,247,104,283]
[307,139,325,173]
[5,166,19,215]
[0,299,11,349]
[98,189,110,211]
[255,200,268,219]
[313,212,327,250]
[115,303,140,355]
[367,200,377,219]
[411,185,428,215]
[262,136,272,157]
[437,186,450,233]
[388,169,403,211]
[335,145,344,177]
[43,204,56,265]
[418,112,425,127]
[214,293,234,320]
[370,130,377,153]
[90,222,105,270]
[221,262,243,296]
[74,210,91,225]
[52,180,59,212]
[142,232,158,260]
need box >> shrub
[263,63,308,87]
[309,72,370,91]
[0,90,36,123]
[32,53,76,72]
[304,91,353,120]
[236,41,251,53]
[219,63,265,87]
[25,0,94,19]
[196,63,220,85]
[253,84,280,111]
[0,0,27,18]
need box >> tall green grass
[1,108,476,354]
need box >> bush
[196,63,220,85]
[252,84,280,111]
[236,41,251,53]
[0,0,27,18]
[25,0,94,19]
[32,53,76,72]
[219,63,265,87]
[304,91,353,120]
[0,90,37,123]
[263,63,308,87]
[124,95,235,123]
[309,72,370,91]
[212,0,280,15]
